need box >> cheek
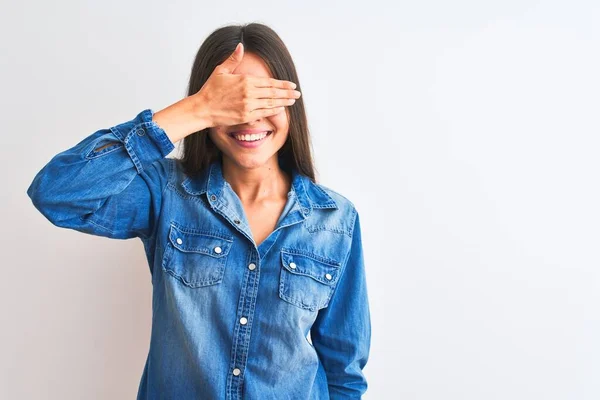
[209,127,226,141]
[270,113,289,133]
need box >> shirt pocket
[161,223,233,288]
[278,248,342,311]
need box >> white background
[2,1,599,399]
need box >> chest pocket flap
[163,223,233,288]
[281,250,341,285]
[168,224,232,257]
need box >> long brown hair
[179,23,317,182]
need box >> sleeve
[310,209,372,399]
[26,108,175,241]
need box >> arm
[26,108,176,241]
[310,209,372,399]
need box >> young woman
[27,23,371,400]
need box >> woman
[27,23,371,400]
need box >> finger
[251,87,301,100]
[215,42,244,75]
[250,97,296,110]
[249,106,286,119]
[249,75,297,90]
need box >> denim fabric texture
[27,109,371,399]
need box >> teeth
[234,131,269,141]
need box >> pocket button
[214,246,222,254]
[325,273,332,280]
[289,262,297,269]
[176,238,183,245]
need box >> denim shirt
[26,109,371,400]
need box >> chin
[225,153,273,170]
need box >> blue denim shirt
[26,109,371,399]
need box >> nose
[246,118,262,125]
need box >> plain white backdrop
[2,0,599,399]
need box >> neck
[221,155,291,204]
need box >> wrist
[152,96,212,145]
[191,93,212,131]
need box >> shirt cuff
[110,108,175,174]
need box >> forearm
[152,95,211,144]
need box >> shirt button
[289,262,297,269]
[210,194,217,201]
[234,218,241,224]
[240,317,248,325]
[325,273,332,280]
[136,128,145,136]
[176,238,183,245]
[214,246,222,254]
[232,368,241,376]
[248,263,256,270]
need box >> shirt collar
[181,159,338,212]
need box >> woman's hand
[192,42,301,128]
[152,43,301,145]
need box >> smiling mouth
[229,130,273,142]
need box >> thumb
[215,42,244,75]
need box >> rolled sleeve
[111,108,175,174]
[27,108,174,240]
